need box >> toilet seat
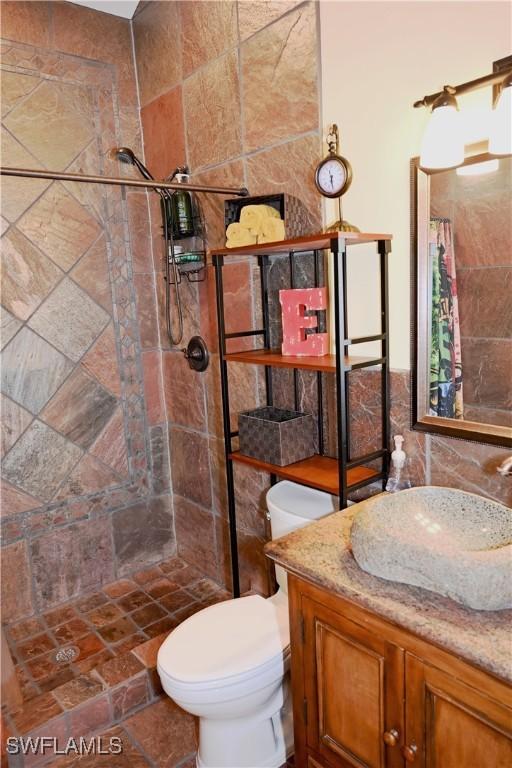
[157,594,290,693]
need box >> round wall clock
[315,125,359,232]
[315,151,352,198]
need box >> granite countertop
[265,509,512,684]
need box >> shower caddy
[212,231,392,597]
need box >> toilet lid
[158,595,290,685]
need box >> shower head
[112,146,135,164]
[110,147,154,181]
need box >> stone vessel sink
[350,487,512,611]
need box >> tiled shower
[1,0,324,626]
[1,14,173,625]
[1,2,510,762]
[0,4,326,756]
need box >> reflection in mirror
[412,151,512,447]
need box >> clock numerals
[315,154,352,199]
[319,161,345,194]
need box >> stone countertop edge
[264,509,512,684]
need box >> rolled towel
[226,222,252,240]
[258,217,286,244]
[226,228,258,249]
[239,204,280,234]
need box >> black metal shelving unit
[212,232,392,597]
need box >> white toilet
[157,481,337,768]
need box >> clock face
[315,155,352,198]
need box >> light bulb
[456,159,499,176]
[489,78,512,156]
[420,94,464,170]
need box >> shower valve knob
[182,336,209,372]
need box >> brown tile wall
[132,0,322,595]
[349,369,511,508]
[1,3,173,621]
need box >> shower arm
[0,166,249,197]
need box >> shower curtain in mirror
[429,217,463,419]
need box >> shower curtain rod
[0,166,249,197]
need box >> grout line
[456,264,511,271]
[167,413,211,440]
[1,122,52,191]
[240,0,310,45]
[191,128,321,177]
[0,75,41,122]
[119,719,158,767]
[129,16,144,162]
[172,491,224,521]
[178,5,190,174]
[175,753,198,768]
[425,433,432,485]
[460,335,511,342]
[236,0,248,173]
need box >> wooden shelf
[211,231,393,258]
[224,348,383,373]
[230,451,380,495]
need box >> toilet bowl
[157,481,338,768]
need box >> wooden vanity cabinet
[288,576,512,768]
[405,655,512,767]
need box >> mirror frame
[411,152,512,448]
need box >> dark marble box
[238,406,315,466]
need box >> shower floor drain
[53,645,80,664]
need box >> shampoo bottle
[172,173,194,238]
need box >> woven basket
[238,406,315,466]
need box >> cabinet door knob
[383,729,400,747]
[402,743,418,763]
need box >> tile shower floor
[2,557,232,767]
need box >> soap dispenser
[385,434,412,492]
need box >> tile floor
[5,558,227,703]
[2,556,232,767]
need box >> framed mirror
[411,148,512,447]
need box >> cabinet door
[405,654,512,768]
[302,596,405,768]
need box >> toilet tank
[266,481,338,594]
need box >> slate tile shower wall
[132,0,323,595]
[0,2,174,623]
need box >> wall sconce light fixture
[415,55,512,169]
[419,91,463,170]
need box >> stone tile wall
[349,369,512,507]
[1,3,173,622]
[133,0,323,595]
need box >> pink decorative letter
[279,287,329,356]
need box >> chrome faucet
[497,456,512,476]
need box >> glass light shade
[456,159,499,176]
[420,104,464,169]
[489,83,512,155]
